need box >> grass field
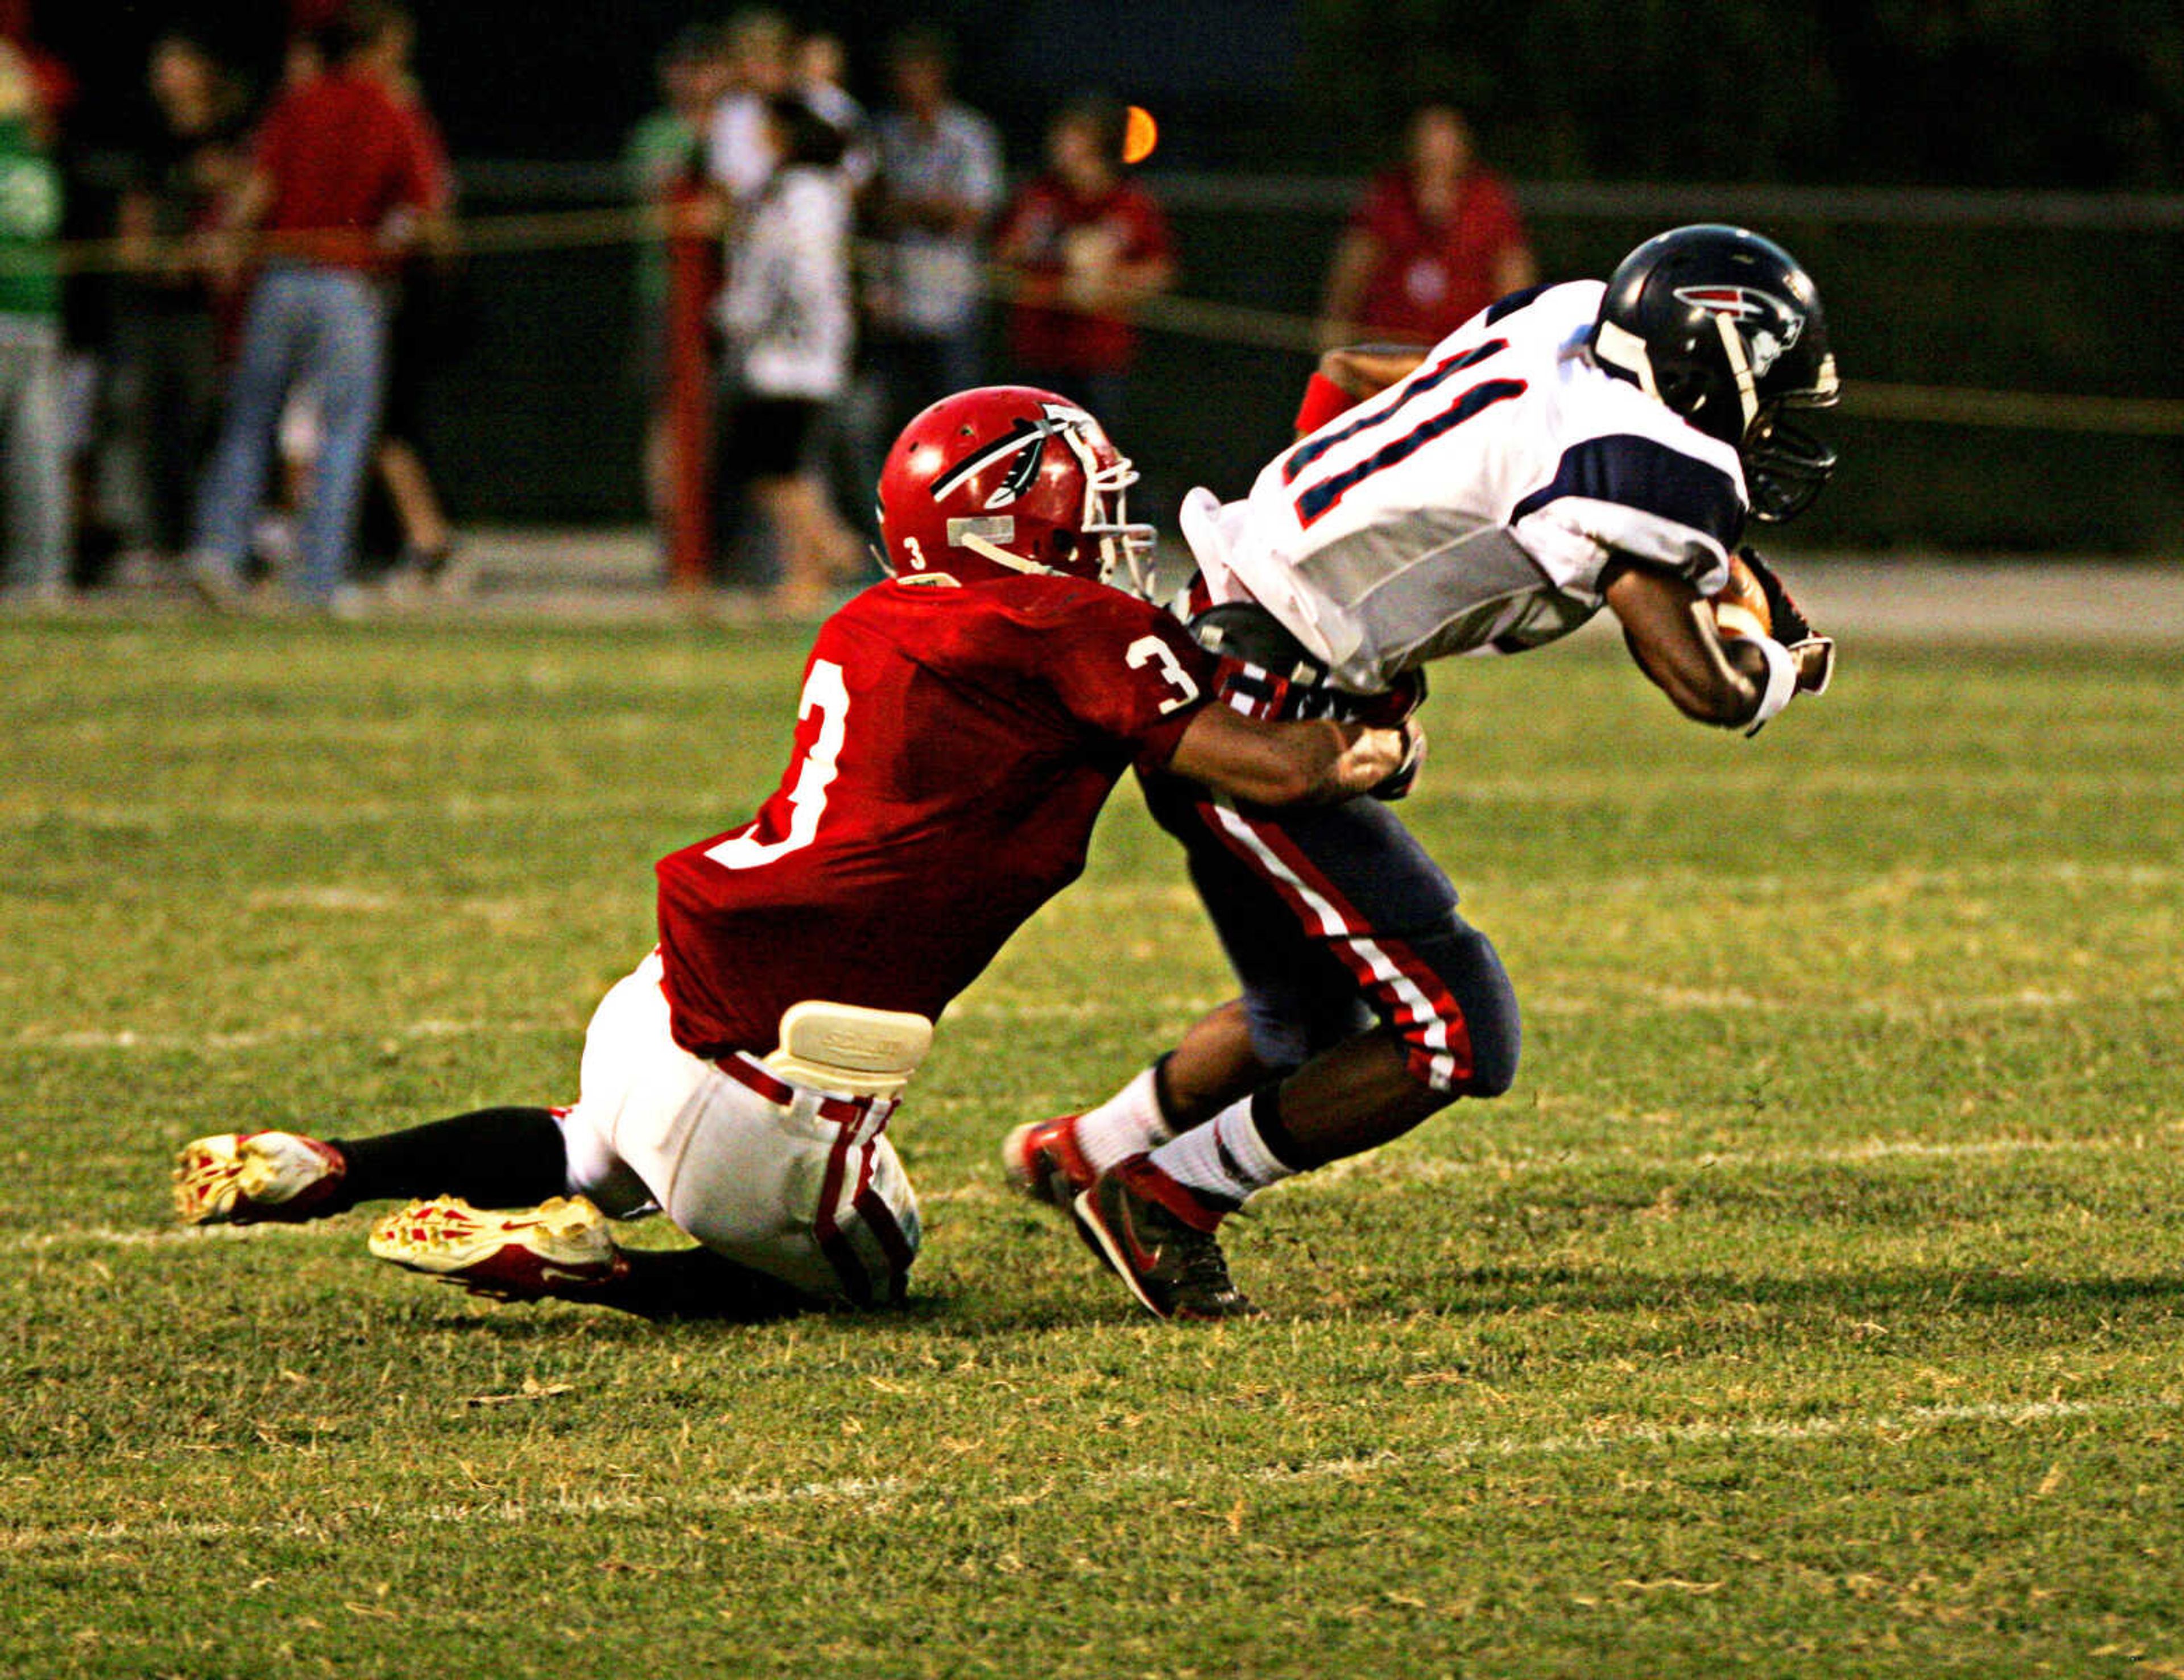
[3,610,2180,1678]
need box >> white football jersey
[1184,280,1749,693]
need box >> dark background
[38,0,2184,183]
[26,0,2184,548]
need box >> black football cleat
[1071,1156,1261,1322]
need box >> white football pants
[556,951,921,1306]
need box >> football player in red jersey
[171,387,1416,1318]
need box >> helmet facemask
[1062,423,1158,595]
[1742,326,1839,524]
[1742,403,1837,523]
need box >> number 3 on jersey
[706,660,849,870]
[1127,635,1201,714]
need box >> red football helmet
[876,386,1155,591]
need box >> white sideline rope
[27,195,2184,439]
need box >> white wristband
[1742,635,1798,736]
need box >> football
[1710,549,1773,641]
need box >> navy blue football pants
[1139,769,1521,1100]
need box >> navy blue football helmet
[1594,225,1840,522]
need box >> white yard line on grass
[3,1222,332,1253]
[1229,1395,2181,1481]
[6,1396,2175,1552]
[13,1129,2168,1256]
[16,974,2176,1057]
[1520,984,2176,1020]
[9,765,2184,829]
[1306,1129,2158,1190]
[11,1018,567,1053]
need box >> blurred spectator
[284,1,346,42]
[111,32,249,574]
[0,41,68,603]
[356,4,459,586]
[867,28,1002,440]
[794,31,873,194]
[715,94,859,616]
[628,25,726,201]
[186,1,445,611]
[0,9,73,131]
[994,95,1173,428]
[627,23,729,551]
[792,29,882,553]
[706,9,792,208]
[1317,102,1534,349]
[281,30,325,89]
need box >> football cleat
[367,1196,629,1300]
[1071,1157,1262,1322]
[1001,1114,1098,1210]
[173,1131,348,1226]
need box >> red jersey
[656,574,1214,1061]
[254,69,445,272]
[1349,167,1527,345]
[998,175,1173,375]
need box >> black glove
[1735,547,1813,642]
[1738,547,1836,696]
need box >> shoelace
[1172,1229,1245,1300]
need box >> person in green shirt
[626,24,730,548]
[0,43,67,603]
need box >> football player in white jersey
[1003,224,1842,1319]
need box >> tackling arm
[1604,563,1795,732]
[1294,343,1432,437]
[1320,344,1428,400]
[1316,228,1383,350]
[1167,705,1416,806]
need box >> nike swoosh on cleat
[1074,1198,1167,1318]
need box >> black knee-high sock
[578,1248,812,1323]
[329,1107,568,1210]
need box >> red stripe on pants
[1201,798,1475,1091]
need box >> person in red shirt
[994,96,1174,427]
[171,387,1416,1320]
[354,3,461,588]
[1318,102,1536,350]
[185,1,445,611]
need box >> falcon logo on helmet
[1672,285,1805,379]
[928,407,1086,511]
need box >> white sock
[1146,1094,1296,1207]
[1072,1065,1174,1173]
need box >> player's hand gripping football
[1370,714,1426,801]
[1732,547,1836,696]
[1354,667,1426,798]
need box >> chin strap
[958,532,1048,576]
